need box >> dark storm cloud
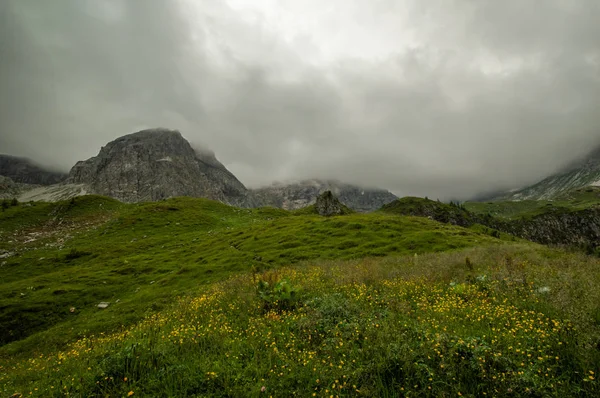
[0,0,207,167]
[0,0,599,199]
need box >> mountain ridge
[65,128,249,205]
[249,179,397,212]
[0,128,396,211]
[498,145,600,201]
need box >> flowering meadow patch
[2,253,599,397]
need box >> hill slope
[1,195,600,397]
[502,146,600,200]
[381,196,600,253]
[0,195,504,355]
[465,186,600,219]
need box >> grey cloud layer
[0,0,599,199]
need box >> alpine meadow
[2,0,600,397]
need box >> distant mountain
[0,154,67,185]
[501,146,600,201]
[67,128,249,204]
[249,179,397,212]
[4,128,397,210]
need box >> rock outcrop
[486,207,600,250]
[249,179,397,212]
[0,155,67,185]
[67,128,248,204]
[315,190,347,216]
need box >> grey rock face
[487,208,600,249]
[67,128,248,204]
[0,175,40,200]
[0,155,67,185]
[315,190,344,216]
[249,179,397,212]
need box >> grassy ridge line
[1,196,506,356]
[0,197,290,354]
[464,186,600,219]
[1,245,599,397]
[381,196,600,253]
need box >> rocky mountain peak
[85,128,198,166]
[67,128,248,204]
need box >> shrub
[256,272,300,311]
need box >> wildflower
[261,386,266,393]
[128,392,134,397]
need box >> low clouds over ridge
[1,0,599,199]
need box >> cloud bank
[1,0,599,199]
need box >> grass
[1,245,599,397]
[0,196,504,357]
[464,186,600,219]
[1,195,599,396]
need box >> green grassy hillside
[0,196,504,356]
[465,186,600,219]
[380,197,478,226]
[383,196,600,254]
[1,196,599,397]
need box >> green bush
[256,273,300,311]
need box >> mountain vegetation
[381,193,600,255]
[1,193,599,397]
[2,130,600,396]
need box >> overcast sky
[1,0,599,199]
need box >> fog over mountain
[1,0,599,200]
